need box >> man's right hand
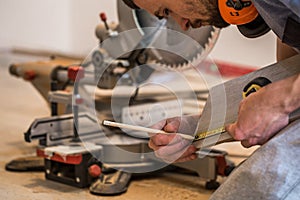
[148,116,199,163]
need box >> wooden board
[193,54,300,148]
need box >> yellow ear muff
[218,0,258,25]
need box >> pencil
[102,120,194,140]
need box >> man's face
[133,0,229,30]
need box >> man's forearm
[285,74,300,113]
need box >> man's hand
[226,84,290,148]
[148,116,199,163]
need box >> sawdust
[120,172,214,200]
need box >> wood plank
[194,54,300,148]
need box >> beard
[198,0,230,28]
[190,17,229,28]
[208,16,230,28]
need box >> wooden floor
[0,51,257,200]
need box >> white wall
[0,0,71,53]
[0,0,276,66]
[67,0,117,55]
[210,26,277,68]
[0,0,117,55]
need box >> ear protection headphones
[219,0,258,25]
[218,0,270,38]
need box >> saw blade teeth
[204,43,210,52]
[183,62,192,70]
[211,29,216,37]
[195,54,201,64]
[192,53,201,67]
[162,64,170,69]
[152,26,220,70]
[208,37,213,45]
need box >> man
[123,0,300,199]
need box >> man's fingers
[225,123,235,138]
[156,145,197,163]
[148,134,197,163]
[151,119,167,130]
[164,118,180,132]
[175,153,198,163]
[148,134,183,151]
[241,137,260,148]
[241,140,251,148]
[226,123,248,141]
[155,142,195,157]
[149,133,184,146]
[227,123,257,148]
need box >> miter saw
[7,0,236,195]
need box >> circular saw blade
[117,1,219,70]
[149,18,219,70]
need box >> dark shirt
[252,0,300,51]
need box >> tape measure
[194,127,226,141]
[242,77,271,98]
